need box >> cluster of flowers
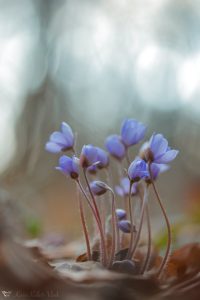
[46,119,178,277]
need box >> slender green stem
[127,181,135,259]
[148,163,172,278]
[83,169,107,266]
[129,186,148,260]
[76,183,92,260]
[140,201,151,274]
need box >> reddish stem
[107,188,117,268]
[127,181,135,259]
[148,163,172,278]
[129,186,148,260]
[76,179,105,264]
[140,202,151,274]
[76,183,92,260]
[83,169,107,266]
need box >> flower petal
[149,163,169,179]
[50,131,68,146]
[121,119,146,146]
[155,150,179,163]
[71,156,79,175]
[61,122,74,146]
[149,133,168,158]
[58,155,72,171]
[105,135,126,159]
[45,142,62,153]
[96,147,109,168]
[128,157,148,180]
[135,123,147,142]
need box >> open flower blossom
[56,155,79,179]
[45,122,74,153]
[96,147,109,169]
[105,135,126,160]
[128,157,149,182]
[115,177,138,197]
[80,145,98,168]
[90,180,108,196]
[142,133,179,164]
[116,209,126,220]
[121,119,147,147]
[118,220,131,233]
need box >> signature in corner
[1,291,12,297]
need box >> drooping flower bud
[116,209,126,220]
[118,220,132,233]
[90,181,108,196]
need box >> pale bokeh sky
[0,0,200,172]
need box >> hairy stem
[107,188,117,268]
[148,163,172,278]
[140,201,151,274]
[129,186,148,260]
[127,181,135,259]
[76,179,105,264]
[83,169,107,266]
[76,183,92,260]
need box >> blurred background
[0,0,200,242]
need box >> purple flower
[148,163,170,181]
[80,145,98,168]
[128,157,149,182]
[56,155,79,179]
[118,220,131,233]
[105,135,126,160]
[115,177,138,197]
[116,209,126,220]
[90,181,108,196]
[96,147,109,169]
[45,122,74,153]
[121,119,147,147]
[142,133,179,164]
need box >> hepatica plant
[45,119,179,278]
